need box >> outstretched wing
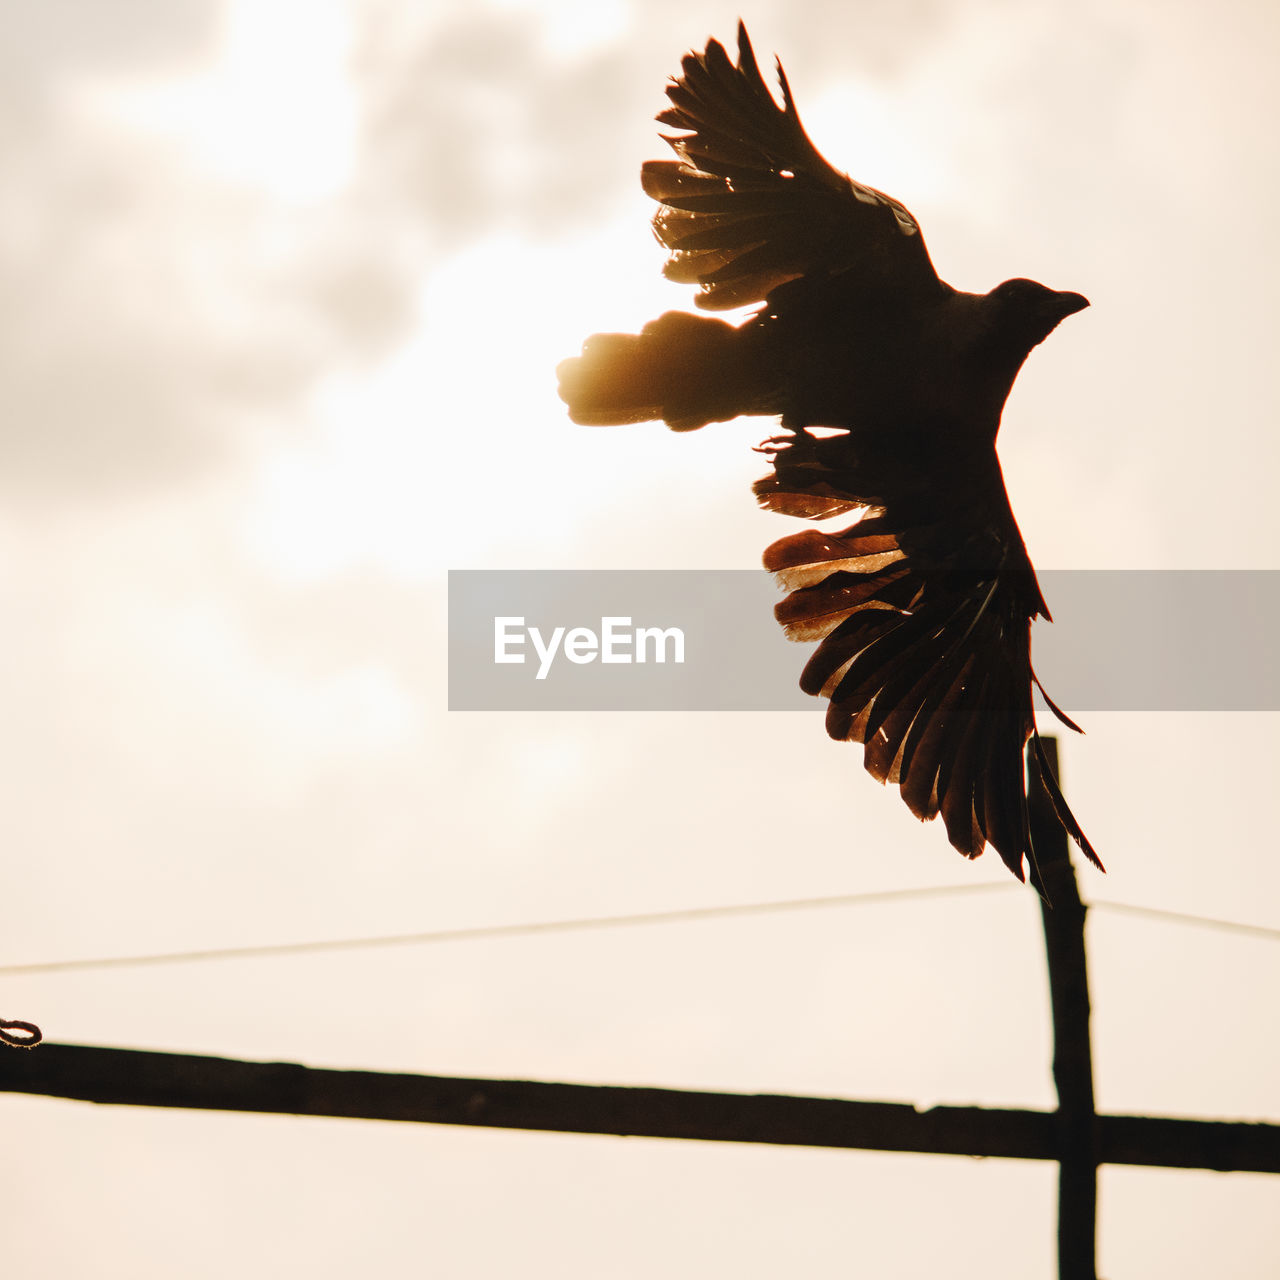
[756,427,1101,883]
[642,21,943,311]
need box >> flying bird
[557,23,1100,884]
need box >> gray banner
[448,570,1280,712]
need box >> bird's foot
[753,426,805,457]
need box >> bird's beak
[1055,291,1090,318]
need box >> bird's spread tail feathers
[557,311,761,431]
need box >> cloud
[0,2,681,506]
[0,0,216,81]
[0,102,402,498]
[350,6,652,244]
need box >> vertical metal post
[1029,736,1098,1280]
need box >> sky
[1,0,1277,1275]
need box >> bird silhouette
[557,23,1100,884]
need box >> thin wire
[2,886,1276,978]
[0,882,1014,975]
[1089,900,1280,943]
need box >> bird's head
[987,278,1089,350]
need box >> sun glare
[241,220,674,584]
[80,0,357,203]
[802,82,946,212]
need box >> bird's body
[557,23,1100,883]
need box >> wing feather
[642,22,941,310]
[761,428,1096,880]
